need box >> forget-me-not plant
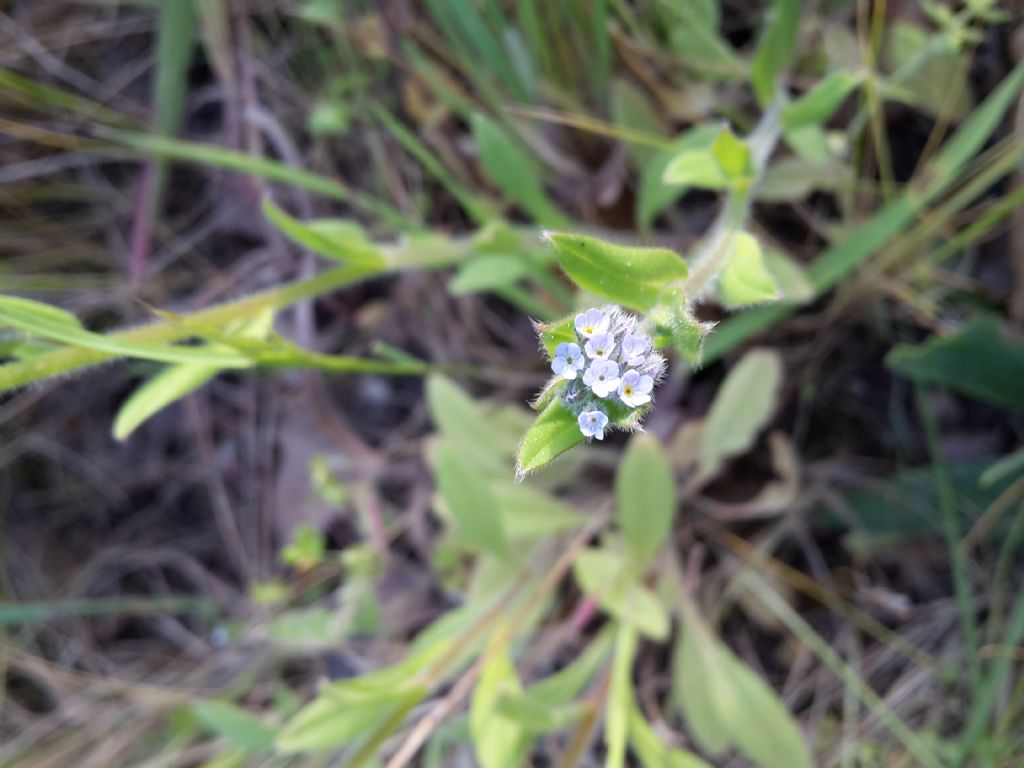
[539,305,666,440]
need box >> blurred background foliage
[2,0,1024,766]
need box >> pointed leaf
[718,233,779,308]
[750,0,801,106]
[516,400,584,479]
[887,316,1024,413]
[573,548,669,640]
[261,198,385,265]
[471,113,567,227]
[544,233,688,312]
[700,349,783,475]
[782,70,864,129]
[435,440,507,556]
[617,435,677,563]
[191,700,275,751]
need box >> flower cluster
[545,306,665,440]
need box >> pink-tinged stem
[571,596,598,634]
[129,161,154,287]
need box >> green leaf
[980,449,1024,489]
[573,548,670,640]
[672,605,733,754]
[528,630,614,707]
[718,233,779,308]
[756,157,852,202]
[493,483,584,540]
[276,689,420,753]
[428,374,509,473]
[661,149,730,190]
[516,400,585,480]
[726,653,814,768]
[700,348,783,475]
[435,440,507,556]
[493,690,563,733]
[629,703,713,768]
[710,127,752,179]
[638,124,721,230]
[471,113,567,228]
[191,700,276,752]
[0,295,82,330]
[782,70,864,129]
[544,232,688,312]
[450,254,530,295]
[783,123,831,165]
[605,624,637,768]
[115,303,274,438]
[470,641,530,768]
[762,249,813,302]
[534,313,577,358]
[113,363,218,440]
[653,294,714,367]
[261,198,385,266]
[887,316,1024,413]
[610,78,666,168]
[616,435,676,563]
[673,602,812,768]
[750,0,801,106]
[886,22,971,120]
[660,0,743,79]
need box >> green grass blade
[101,129,410,230]
[0,596,216,626]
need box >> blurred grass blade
[0,263,382,392]
[739,573,943,767]
[0,296,254,367]
[0,596,215,626]
[471,113,569,228]
[750,0,800,106]
[114,362,219,441]
[132,0,196,282]
[261,198,386,266]
[103,129,409,229]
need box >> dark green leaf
[888,316,1024,413]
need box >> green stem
[682,104,783,301]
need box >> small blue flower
[618,369,654,407]
[578,409,609,440]
[583,359,621,398]
[551,342,585,380]
[620,333,649,367]
[584,332,615,361]
[574,308,610,338]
